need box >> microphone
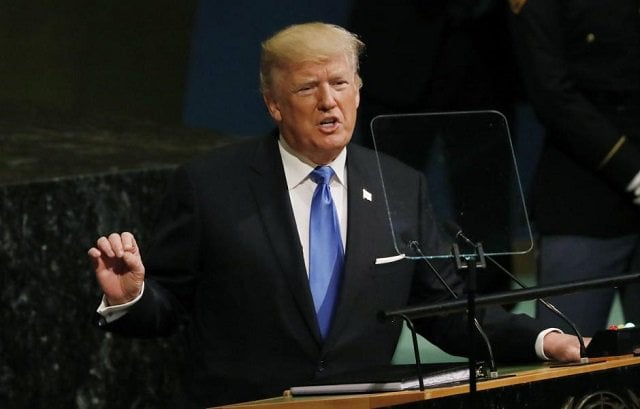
[443,221,589,363]
[406,239,499,378]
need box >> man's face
[263,53,360,165]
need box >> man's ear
[263,94,282,123]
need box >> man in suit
[88,22,583,408]
[509,0,640,335]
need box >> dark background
[1,1,195,124]
[0,0,352,137]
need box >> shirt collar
[278,136,347,190]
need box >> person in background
[509,0,640,335]
[348,0,520,297]
[89,22,585,408]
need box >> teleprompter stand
[452,241,487,408]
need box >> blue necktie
[309,166,344,339]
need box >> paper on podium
[289,363,483,396]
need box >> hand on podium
[88,232,145,306]
[544,331,592,362]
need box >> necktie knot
[310,166,334,186]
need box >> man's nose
[317,85,337,111]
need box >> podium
[214,355,640,408]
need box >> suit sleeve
[411,256,546,363]
[409,172,545,362]
[97,165,200,337]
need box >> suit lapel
[247,139,400,348]
[324,145,393,345]
[248,136,322,344]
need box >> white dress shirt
[277,137,347,275]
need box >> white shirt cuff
[626,169,640,194]
[96,282,145,324]
[535,328,563,360]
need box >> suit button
[317,360,326,372]
[585,33,596,43]
[97,316,107,327]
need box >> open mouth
[319,117,339,129]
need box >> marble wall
[0,118,230,408]
[1,169,184,408]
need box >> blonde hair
[259,22,364,95]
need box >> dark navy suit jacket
[102,134,545,407]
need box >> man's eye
[296,86,313,94]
